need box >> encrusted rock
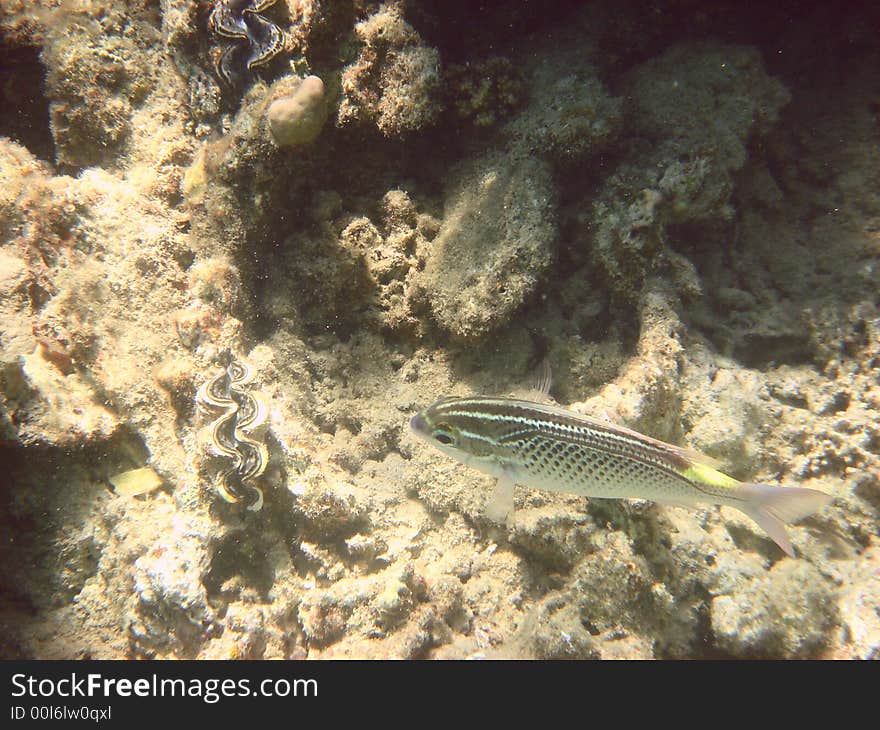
[711,560,837,658]
[421,150,557,338]
[267,75,328,147]
[338,2,443,137]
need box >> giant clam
[209,0,285,90]
[196,351,269,510]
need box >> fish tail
[735,483,832,557]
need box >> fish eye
[433,423,456,446]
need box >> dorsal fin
[671,444,723,471]
[510,359,554,402]
[531,359,553,398]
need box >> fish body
[410,395,831,556]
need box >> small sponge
[266,75,328,147]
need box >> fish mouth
[409,411,429,436]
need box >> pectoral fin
[484,468,517,525]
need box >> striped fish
[410,395,831,557]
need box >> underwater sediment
[0,0,878,659]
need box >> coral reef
[445,56,524,128]
[251,186,441,338]
[503,55,622,162]
[337,2,443,137]
[710,560,837,658]
[1,0,879,661]
[583,43,790,300]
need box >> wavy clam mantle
[196,353,269,511]
[209,0,285,89]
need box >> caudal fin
[735,483,832,557]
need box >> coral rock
[422,151,558,338]
[267,75,329,147]
[338,3,443,137]
[711,561,837,658]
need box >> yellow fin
[682,461,739,490]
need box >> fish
[410,395,832,557]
